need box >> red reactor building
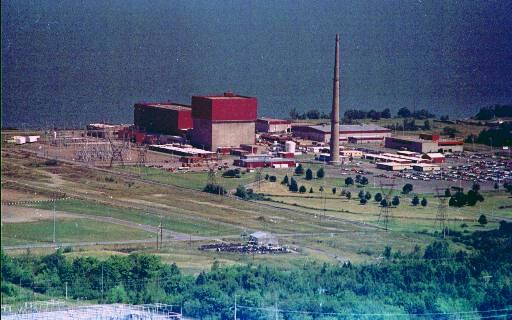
[133,102,193,135]
[190,92,257,151]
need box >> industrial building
[191,92,257,151]
[385,135,464,153]
[249,231,279,247]
[256,117,291,133]
[376,162,412,171]
[292,124,391,144]
[148,144,215,158]
[134,102,192,135]
[412,163,441,172]
[233,153,296,168]
[422,152,445,163]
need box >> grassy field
[3,145,508,274]
[1,218,153,246]
[117,166,258,191]
[28,199,239,236]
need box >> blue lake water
[2,1,511,128]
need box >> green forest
[2,222,512,319]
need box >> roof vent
[224,92,236,97]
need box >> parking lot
[317,150,511,193]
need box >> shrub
[478,214,488,226]
[402,183,413,194]
[299,186,307,193]
[305,169,313,180]
[317,168,325,179]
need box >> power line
[236,305,512,318]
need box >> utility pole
[53,198,56,243]
[160,221,163,249]
[101,264,104,300]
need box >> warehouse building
[376,162,412,171]
[422,152,445,163]
[292,124,391,144]
[234,157,296,169]
[385,135,464,153]
[191,92,257,151]
[134,102,192,135]
[256,117,291,133]
[412,163,441,172]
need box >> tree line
[2,222,512,319]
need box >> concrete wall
[256,122,291,133]
[212,121,255,150]
[191,119,255,151]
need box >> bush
[281,175,289,185]
[235,185,248,199]
[412,195,420,206]
[478,214,488,226]
[358,190,365,199]
[203,184,227,195]
[346,191,352,199]
[421,198,428,207]
[269,176,277,182]
[345,177,354,186]
[223,168,241,178]
[360,198,367,205]
[365,192,372,200]
[309,187,314,193]
[289,178,299,192]
[332,187,336,195]
[317,168,325,179]
[294,164,304,175]
[299,186,307,193]
[375,193,382,202]
[392,196,400,207]
[305,169,313,180]
[402,183,413,194]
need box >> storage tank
[285,141,296,153]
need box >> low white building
[249,231,279,247]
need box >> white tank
[285,141,296,153]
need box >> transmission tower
[108,137,129,167]
[378,181,395,231]
[434,187,449,238]
[255,167,263,191]
[136,145,148,167]
[207,167,217,186]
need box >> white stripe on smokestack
[330,34,341,164]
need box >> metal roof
[305,124,390,133]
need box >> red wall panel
[192,95,257,121]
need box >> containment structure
[134,102,193,135]
[256,117,291,133]
[191,92,257,151]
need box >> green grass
[117,166,259,191]
[1,219,153,246]
[28,199,238,236]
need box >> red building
[134,102,192,135]
[191,92,257,151]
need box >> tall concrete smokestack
[330,34,340,164]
